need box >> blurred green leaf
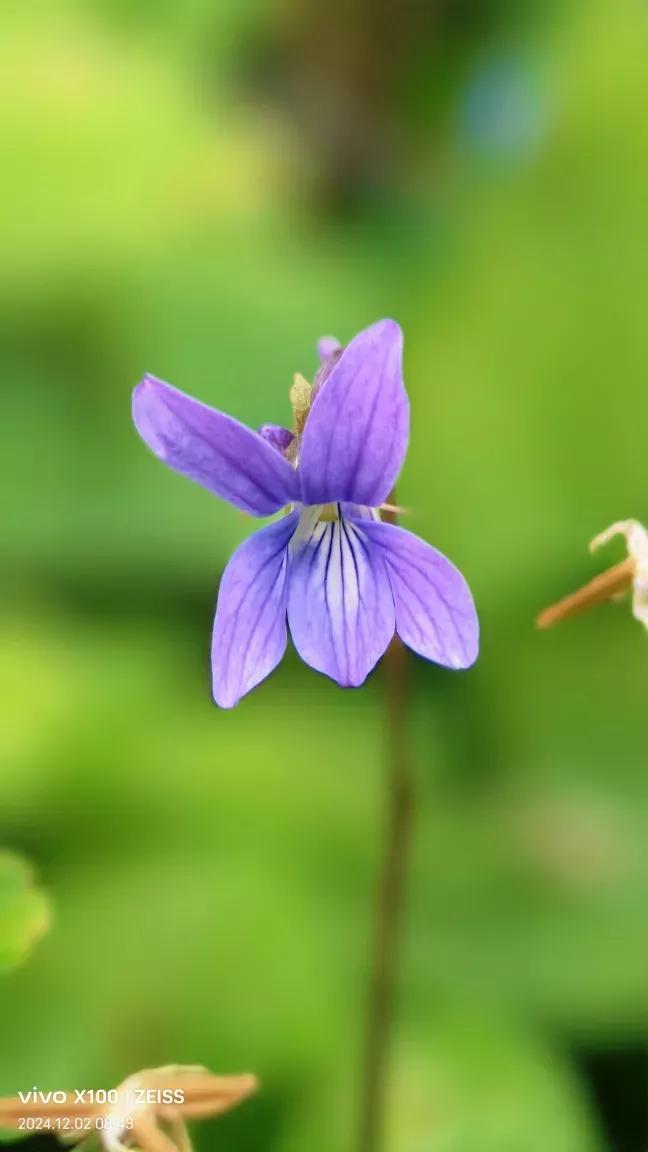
[0,852,50,974]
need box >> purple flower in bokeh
[133,320,479,707]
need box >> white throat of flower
[288,504,381,555]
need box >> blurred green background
[2,0,648,1149]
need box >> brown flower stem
[356,499,415,1152]
[536,557,635,629]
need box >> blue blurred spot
[460,58,546,162]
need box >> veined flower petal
[358,519,479,669]
[299,320,409,507]
[287,513,395,687]
[212,512,299,708]
[133,376,300,516]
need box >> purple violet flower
[132,319,479,708]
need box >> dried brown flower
[0,1065,258,1152]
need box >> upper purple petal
[299,320,409,508]
[212,511,298,707]
[287,513,395,687]
[133,376,300,517]
[357,519,479,669]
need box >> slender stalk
[536,557,635,629]
[356,502,415,1152]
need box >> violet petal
[299,320,409,508]
[133,376,299,516]
[212,511,299,707]
[287,513,395,687]
[357,519,479,669]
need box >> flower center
[318,504,339,522]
